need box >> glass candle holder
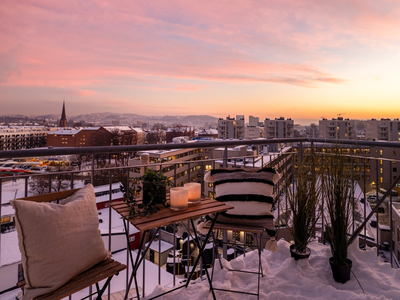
[184,182,201,204]
[170,187,188,211]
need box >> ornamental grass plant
[282,145,322,254]
[323,148,353,266]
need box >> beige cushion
[11,184,110,299]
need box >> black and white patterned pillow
[206,168,280,230]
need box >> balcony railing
[1,137,400,299]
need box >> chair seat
[18,258,127,300]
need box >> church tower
[59,100,67,127]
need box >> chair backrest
[11,185,111,299]
[206,168,280,229]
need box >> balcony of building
[1,138,400,299]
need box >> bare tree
[144,130,166,144]
[29,173,71,195]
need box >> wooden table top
[110,199,233,232]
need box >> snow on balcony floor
[147,239,400,300]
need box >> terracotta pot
[329,257,352,283]
[290,244,311,260]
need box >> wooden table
[110,198,233,300]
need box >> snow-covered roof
[48,129,81,135]
[81,127,101,131]
[104,126,132,132]
[145,240,174,253]
[132,127,143,133]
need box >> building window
[1,216,11,223]
[232,231,241,242]
[380,150,383,156]
[380,160,383,165]
[380,177,383,183]
[398,227,400,242]
[246,233,253,245]
[380,168,383,174]
[394,150,397,156]
[208,191,214,199]
[394,167,398,173]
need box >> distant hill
[32,113,219,127]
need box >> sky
[1,1,400,123]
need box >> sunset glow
[1,1,400,123]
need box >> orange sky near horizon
[1,1,400,123]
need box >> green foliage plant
[124,168,170,218]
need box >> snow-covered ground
[148,239,400,300]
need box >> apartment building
[245,126,262,139]
[217,115,245,140]
[47,127,113,147]
[0,126,57,151]
[264,117,294,139]
[306,123,319,138]
[391,203,400,265]
[129,141,209,188]
[365,119,400,141]
[298,143,400,193]
[104,126,144,145]
[369,146,400,191]
[249,115,260,126]
[319,117,356,139]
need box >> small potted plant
[324,149,353,283]
[139,168,169,206]
[282,146,322,260]
[123,168,170,218]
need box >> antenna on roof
[337,113,346,117]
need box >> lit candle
[184,183,201,204]
[170,187,188,211]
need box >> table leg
[184,213,220,300]
[123,224,160,300]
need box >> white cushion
[11,184,110,299]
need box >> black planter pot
[329,257,352,283]
[290,244,311,260]
[142,182,166,206]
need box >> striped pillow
[207,168,280,228]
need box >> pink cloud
[1,0,400,112]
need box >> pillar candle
[184,182,201,204]
[170,187,188,211]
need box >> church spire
[59,99,67,127]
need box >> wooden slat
[15,191,127,300]
[112,200,230,225]
[16,189,79,203]
[17,258,127,300]
[136,204,233,231]
[111,199,223,221]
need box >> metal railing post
[390,161,393,267]
[363,158,367,247]
[376,160,379,255]
[91,155,95,185]
[223,146,228,168]
[0,178,2,265]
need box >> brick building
[47,127,113,147]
